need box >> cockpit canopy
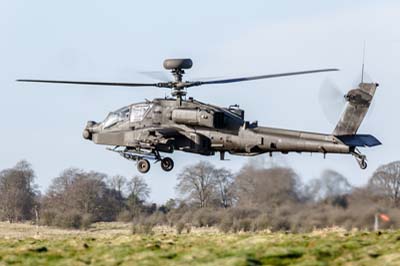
[103,106,129,129]
[130,103,152,123]
[102,103,152,129]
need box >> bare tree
[70,171,108,216]
[0,160,37,222]
[45,168,82,215]
[213,168,235,208]
[108,175,127,211]
[165,198,177,210]
[108,175,127,195]
[304,170,352,202]
[127,176,150,201]
[127,176,150,216]
[235,164,300,208]
[43,168,120,225]
[176,161,216,208]
[369,161,400,207]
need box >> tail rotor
[318,78,346,124]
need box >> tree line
[1,159,400,232]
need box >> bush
[232,218,252,232]
[167,208,192,227]
[192,208,220,227]
[229,208,261,220]
[176,222,185,234]
[251,214,270,231]
[185,223,192,233]
[117,210,132,222]
[146,212,167,226]
[40,210,56,226]
[53,211,82,229]
[238,218,253,232]
[271,218,291,232]
[81,214,93,230]
[219,213,234,233]
[132,222,154,235]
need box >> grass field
[0,222,400,266]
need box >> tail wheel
[360,160,367,170]
[161,157,174,172]
[356,156,368,170]
[137,159,151,174]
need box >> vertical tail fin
[333,82,378,135]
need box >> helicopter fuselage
[83,97,352,173]
[18,58,381,173]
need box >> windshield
[103,106,130,129]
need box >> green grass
[0,223,400,266]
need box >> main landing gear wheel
[137,159,151,174]
[161,157,174,172]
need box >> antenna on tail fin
[361,41,366,83]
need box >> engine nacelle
[172,108,223,128]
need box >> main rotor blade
[138,71,170,82]
[16,79,160,87]
[194,68,339,86]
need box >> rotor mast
[170,68,186,99]
[163,59,193,103]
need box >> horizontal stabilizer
[337,134,381,147]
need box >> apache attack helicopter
[18,59,381,173]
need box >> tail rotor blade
[319,78,346,124]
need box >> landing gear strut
[107,147,174,173]
[161,157,174,172]
[352,149,368,170]
[154,150,174,172]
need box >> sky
[1,0,400,203]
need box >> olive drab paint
[17,58,381,173]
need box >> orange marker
[379,214,390,222]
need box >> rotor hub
[172,68,185,82]
[161,59,194,100]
